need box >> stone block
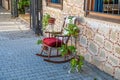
[78,25,84,35]
[78,46,87,55]
[114,44,120,55]
[88,41,98,55]
[94,34,104,46]
[84,53,92,63]
[99,49,106,59]
[108,54,119,66]
[80,36,87,47]
[98,26,110,39]
[115,68,120,80]
[110,30,118,43]
[86,28,94,39]
[91,56,105,70]
[103,62,114,76]
[105,40,113,51]
[82,27,87,36]
[119,33,120,44]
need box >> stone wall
[79,19,120,79]
[43,0,120,79]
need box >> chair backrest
[61,16,77,35]
[57,16,78,45]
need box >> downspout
[36,0,43,35]
[11,0,18,17]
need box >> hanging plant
[58,45,77,57]
[70,55,84,73]
[64,23,80,37]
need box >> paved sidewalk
[0,7,116,80]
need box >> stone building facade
[43,0,120,80]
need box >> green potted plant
[37,13,55,45]
[69,55,84,73]
[18,0,30,14]
[42,13,55,30]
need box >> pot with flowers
[42,13,55,30]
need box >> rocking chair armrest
[45,31,62,34]
[55,35,70,37]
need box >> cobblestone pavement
[0,7,116,80]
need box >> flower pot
[48,17,55,24]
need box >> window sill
[47,2,63,10]
[85,12,120,24]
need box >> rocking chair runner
[36,16,78,63]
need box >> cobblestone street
[0,7,116,80]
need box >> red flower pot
[48,17,55,24]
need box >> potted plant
[69,55,84,73]
[42,13,55,30]
[18,0,30,14]
[37,13,55,45]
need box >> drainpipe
[36,0,43,35]
[30,0,43,35]
[11,0,18,18]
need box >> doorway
[1,0,43,34]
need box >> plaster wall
[2,0,10,10]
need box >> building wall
[43,0,120,79]
[2,0,11,10]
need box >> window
[84,0,120,23]
[46,0,63,9]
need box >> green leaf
[58,45,70,57]
[37,40,42,45]
[68,46,76,53]
[42,13,51,29]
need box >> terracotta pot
[48,17,55,24]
